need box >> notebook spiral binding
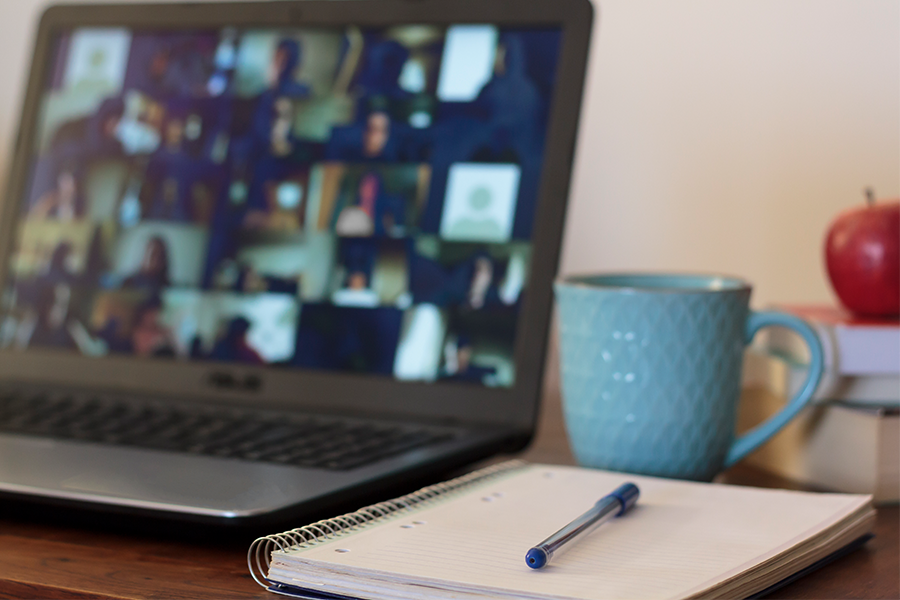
[248,459,526,587]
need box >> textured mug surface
[555,273,823,481]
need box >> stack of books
[741,305,899,503]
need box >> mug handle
[724,310,824,468]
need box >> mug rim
[557,271,752,294]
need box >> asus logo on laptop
[207,372,263,392]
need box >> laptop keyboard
[0,391,453,471]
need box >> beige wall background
[0,0,897,310]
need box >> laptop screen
[1,25,561,389]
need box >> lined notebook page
[273,464,869,600]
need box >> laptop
[0,0,592,526]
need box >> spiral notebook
[248,461,875,600]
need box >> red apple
[825,189,900,317]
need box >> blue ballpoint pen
[525,482,640,569]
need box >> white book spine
[764,321,900,377]
[743,350,900,407]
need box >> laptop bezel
[0,0,593,432]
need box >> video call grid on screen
[0,24,561,388]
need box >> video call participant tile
[292,304,403,375]
[408,236,529,309]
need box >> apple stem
[865,187,876,206]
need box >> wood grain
[1,387,896,599]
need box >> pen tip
[525,547,548,569]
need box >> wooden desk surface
[1,390,897,600]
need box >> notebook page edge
[674,495,874,600]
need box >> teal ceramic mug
[554,273,824,481]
